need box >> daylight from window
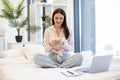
[95,0,120,55]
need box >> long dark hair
[52,8,70,39]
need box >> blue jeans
[61,52,72,61]
[34,52,83,68]
[49,52,72,63]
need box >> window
[95,0,120,56]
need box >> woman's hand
[49,40,58,47]
[57,39,64,46]
[49,39,64,47]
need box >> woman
[34,8,83,68]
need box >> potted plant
[9,18,41,42]
[41,15,52,36]
[9,17,28,42]
[0,0,26,42]
[42,15,52,28]
[0,0,41,42]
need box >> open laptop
[77,54,113,73]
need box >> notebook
[76,54,113,73]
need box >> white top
[43,25,73,54]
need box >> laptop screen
[89,54,113,73]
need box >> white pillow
[21,44,47,62]
[0,49,23,58]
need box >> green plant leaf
[15,0,25,18]
[26,25,41,33]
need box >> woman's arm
[43,29,52,53]
[62,29,74,52]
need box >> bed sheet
[0,56,120,80]
[0,57,31,65]
[0,64,120,80]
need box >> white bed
[0,45,120,80]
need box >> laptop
[76,54,113,73]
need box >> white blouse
[43,25,73,54]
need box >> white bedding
[0,56,120,80]
[0,46,120,80]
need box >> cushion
[0,49,23,58]
[21,44,47,62]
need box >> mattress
[0,56,120,80]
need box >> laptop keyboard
[74,66,90,73]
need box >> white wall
[0,30,4,51]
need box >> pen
[67,71,74,75]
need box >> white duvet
[0,56,120,80]
[0,46,120,80]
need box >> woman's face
[54,13,64,27]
